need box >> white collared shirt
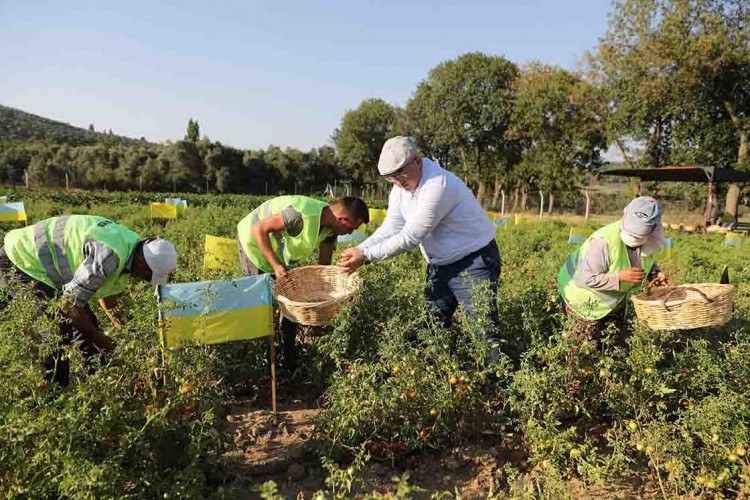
[359,158,496,265]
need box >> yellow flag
[204,235,239,271]
[150,202,177,220]
[368,208,387,226]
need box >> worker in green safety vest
[557,196,668,332]
[238,195,369,370]
[0,215,178,384]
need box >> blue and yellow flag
[338,231,367,244]
[0,202,27,223]
[568,227,591,244]
[165,198,188,210]
[150,202,177,220]
[204,235,239,271]
[157,275,273,349]
[655,237,674,259]
[726,232,744,247]
[494,218,510,230]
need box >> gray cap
[377,136,418,176]
[622,196,662,239]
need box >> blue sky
[2,0,614,151]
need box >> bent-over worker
[0,215,178,384]
[237,195,369,370]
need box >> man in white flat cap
[338,136,501,364]
[0,215,178,384]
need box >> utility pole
[65,172,69,190]
[24,170,29,189]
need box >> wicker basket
[631,284,734,330]
[274,266,362,326]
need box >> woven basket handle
[661,286,714,312]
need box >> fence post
[539,191,544,220]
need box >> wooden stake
[269,331,277,422]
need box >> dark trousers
[239,245,299,370]
[425,240,501,362]
[0,246,100,385]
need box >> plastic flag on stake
[0,202,27,223]
[658,237,674,259]
[156,274,277,417]
[203,235,239,271]
[725,232,744,246]
[150,202,177,220]
[165,198,188,210]
[568,227,591,245]
[157,275,273,349]
[368,208,387,226]
[494,218,510,230]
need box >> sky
[1,0,615,152]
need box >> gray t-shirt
[280,206,335,243]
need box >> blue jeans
[425,241,501,359]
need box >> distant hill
[0,104,147,146]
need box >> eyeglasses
[385,158,414,182]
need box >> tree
[162,141,204,191]
[594,0,750,218]
[510,63,607,212]
[333,98,405,187]
[405,52,520,206]
[185,118,200,143]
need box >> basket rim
[274,265,362,308]
[631,283,734,310]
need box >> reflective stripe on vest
[5,215,140,297]
[32,215,74,287]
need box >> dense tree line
[1,0,747,212]
[0,137,341,195]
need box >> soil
[218,378,656,499]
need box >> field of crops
[2,189,750,499]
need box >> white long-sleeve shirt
[359,158,496,266]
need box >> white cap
[377,136,418,176]
[143,238,178,285]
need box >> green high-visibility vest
[237,196,331,274]
[4,215,140,300]
[557,221,654,320]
